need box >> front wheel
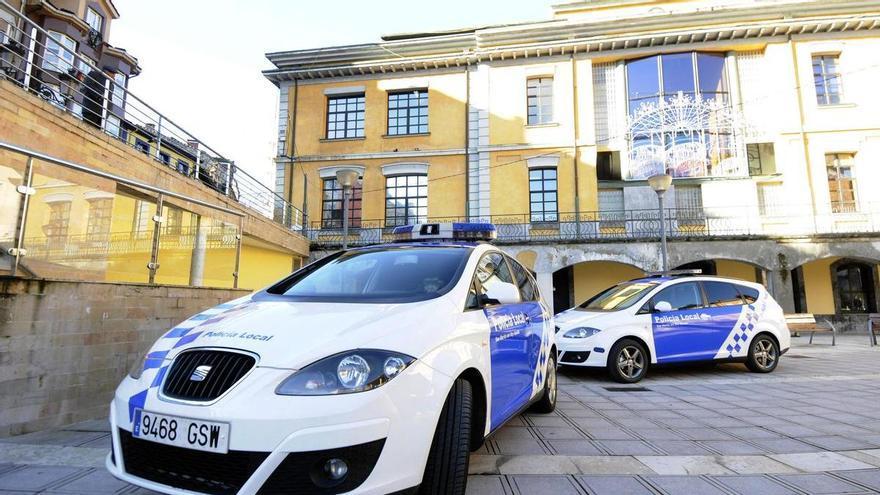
[608,338,648,383]
[530,352,557,413]
[746,334,779,373]
[419,379,472,495]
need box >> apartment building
[264,0,880,323]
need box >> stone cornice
[264,2,880,84]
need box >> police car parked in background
[107,223,557,495]
[555,273,789,383]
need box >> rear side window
[507,256,539,301]
[652,282,704,311]
[703,281,743,307]
[737,285,760,304]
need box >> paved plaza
[1,335,879,494]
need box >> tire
[746,334,779,373]
[419,379,473,495]
[607,338,648,383]
[530,352,557,413]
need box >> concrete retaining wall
[0,277,249,437]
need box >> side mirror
[483,281,521,306]
[654,301,673,313]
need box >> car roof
[629,275,764,289]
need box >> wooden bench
[868,313,880,346]
[785,313,837,346]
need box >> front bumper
[107,361,448,495]
[557,338,608,368]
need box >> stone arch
[552,259,647,312]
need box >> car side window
[737,285,760,304]
[466,252,517,309]
[652,282,704,311]
[506,255,538,302]
[703,281,743,307]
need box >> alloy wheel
[617,346,645,380]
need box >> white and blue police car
[555,273,789,383]
[107,223,557,495]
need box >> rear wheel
[419,379,472,495]
[608,338,648,383]
[746,334,779,373]
[529,352,557,413]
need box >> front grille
[257,439,386,495]
[119,429,268,495]
[162,349,256,402]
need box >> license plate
[132,409,229,454]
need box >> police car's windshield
[267,246,472,303]
[578,281,659,311]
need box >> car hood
[151,295,451,369]
[554,307,623,330]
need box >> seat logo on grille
[190,365,212,382]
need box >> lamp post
[335,168,360,250]
[648,173,673,274]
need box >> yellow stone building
[266,0,880,324]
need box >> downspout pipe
[788,36,818,219]
[571,54,581,236]
[464,64,471,221]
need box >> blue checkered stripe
[531,326,552,396]
[126,298,252,423]
[714,295,768,359]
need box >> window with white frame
[826,153,857,213]
[598,188,625,223]
[104,114,121,138]
[757,182,784,216]
[674,185,704,225]
[43,31,76,72]
[812,54,843,106]
[526,77,553,125]
[112,73,126,107]
[85,8,103,33]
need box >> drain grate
[786,355,814,359]
[604,386,652,392]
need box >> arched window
[833,260,877,313]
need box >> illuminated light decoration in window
[624,52,752,180]
[626,92,750,180]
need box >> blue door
[651,281,746,362]
[474,253,539,429]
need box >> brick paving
[0,335,878,494]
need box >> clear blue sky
[112,0,555,184]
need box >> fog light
[323,458,348,481]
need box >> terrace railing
[305,204,880,248]
[0,1,304,231]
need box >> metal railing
[0,141,246,288]
[305,204,880,248]
[0,1,304,231]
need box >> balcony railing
[305,204,880,248]
[0,1,304,231]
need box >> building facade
[264,0,880,323]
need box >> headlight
[563,327,602,339]
[128,350,148,379]
[276,350,415,396]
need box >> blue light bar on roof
[392,222,497,242]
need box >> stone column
[768,267,795,313]
[189,216,208,287]
[536,271,555,314]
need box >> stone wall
[0,277,249,437]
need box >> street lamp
[335,168,360,250]
[648,173,673,274]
